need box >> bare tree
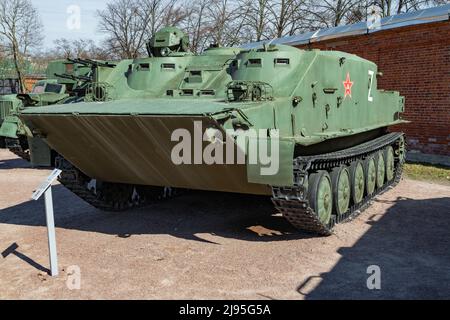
[238,0,272,42]
[53,38,111,60]
[266,0,307,38]
[302,0,365,28]
[0,0,43,92]
[144,0,188,35]
[374,0,448,16]
[98,0,187,58]
[160,1,190,27]
[182,0,211,53]
[97,0,150,58]
[202,0,250,47]
[346,0,368,23]
[96,0,448,56]
[53,38,72,59]
[0,43,7,59]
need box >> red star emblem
[343,72,354,99]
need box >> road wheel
[308,171,333,225]
[363,156,376,196]
[350,160,365,205]
[385,146,395,182]
[135,185,165,204]
[331,166,350,216]
[96,181,134,211]
[375,151,385,189]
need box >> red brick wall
[23,77,44,93]
[295,21,450,156]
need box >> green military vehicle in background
[0,59,115,166]
[0,78,21,148]
[0,94,21,149]
[21,29,407,235]
[0,60,91,165]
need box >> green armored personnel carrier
[0,94,22,148]
[0,60,94,165]
[21,42,406,235]
[0,78,21,148]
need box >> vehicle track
[5,138,30,162]
[56,156,180,211]
[272,132,405,235]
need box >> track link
[5,138,30,161]
[56,156,179,211]
[272,132,405,236]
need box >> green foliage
[0,58,46,78]
[404,163,450,185]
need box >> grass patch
[404,163,450,185]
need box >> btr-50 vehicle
[21,39,406,235]
[0,60,98,165]
[0,78,21,148]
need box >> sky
[31,0,108,49]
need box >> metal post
[44,187,58,277]
[32,169,61,277]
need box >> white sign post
[32,168,62,277]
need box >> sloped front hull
[23,114,272,195]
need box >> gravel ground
[0,149,449,300]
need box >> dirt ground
[0,149,449,300]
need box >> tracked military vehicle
[0,78,22,148]
[21,42,406,235]
[0,93,22,148]
[1,78,72,162]
[0,60,101,165]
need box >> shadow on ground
[1,242,50,274]
[300,196,450,299]
[1,155,449,298]
[0,157,33,170]
[0,184,313,243]
[0,153,52,170]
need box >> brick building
[246,5,450,165]
[23,75,45,92]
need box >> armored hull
[21,44,407,235]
